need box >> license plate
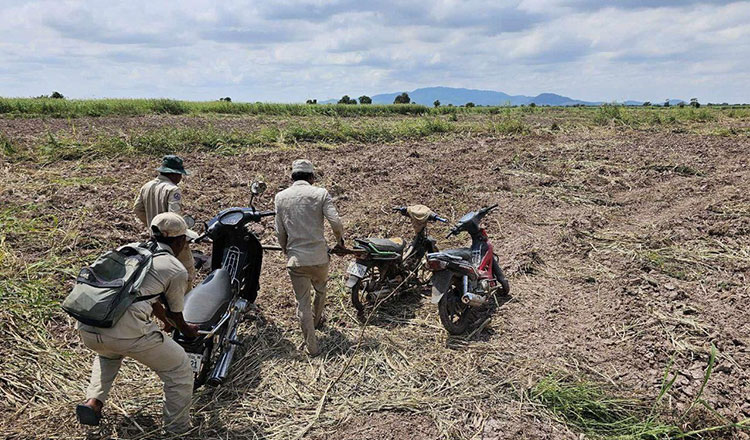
[187,352,203,374]
[347,262,368,278]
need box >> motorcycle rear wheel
[438,288,470,335]
[350,268,375,315]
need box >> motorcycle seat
[436,248,472,262]
[183,268,234,329]
[356,237,405,253]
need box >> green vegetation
[394,92,411,104]
[530,349,749,439]
[0,206,89,323]
[25,118,467,161]
[0,97,747,123]
[0,98,433,117]
[337,95,357,105]
[1,132,15,156]
[531,375,681,438]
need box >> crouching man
[75,213,199,434]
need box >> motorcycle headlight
[426,259,448,271]
[219,211,244,226]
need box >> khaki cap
[151,212,187,238]
[292,159,314,174]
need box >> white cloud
[0,0,747,102]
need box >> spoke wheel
[438,284,470,335]
[350,268,376,315]
[193,338,214,390]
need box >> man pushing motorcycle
[75,213,199,433]
[274,159,345,357]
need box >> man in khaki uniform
[134,155,196,290]
[274,159,344,356]
[76,213,199,433]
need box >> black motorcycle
[174,182,276,388]
[425,205,510,334]
[343,205,447,315]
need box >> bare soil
[1,114,749,439]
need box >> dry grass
[1,109,750,439]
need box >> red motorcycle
[425,205,509,334]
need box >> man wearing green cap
[76,213,198,433]
[274,159,344,356]
[134,155,196,290]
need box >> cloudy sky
[1,0,748,103]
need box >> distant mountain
[322,86,599,106]
[321,86,683,107]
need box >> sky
[0,0,748,103]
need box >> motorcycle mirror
[183,214,196,229]
[251,181,267,196]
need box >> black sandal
[76,404,101,426]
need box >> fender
[345,274,361,289]
[430,270,453,304]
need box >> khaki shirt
[134,174,183,229]
[78,243,188,339]
[274,181,344,267]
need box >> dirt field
[1,110,749,439]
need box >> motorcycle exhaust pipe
[207,344,236,386]
[207,308,242,386]
[461,292,488,307]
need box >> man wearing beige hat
[134,155,196,290]
[75,212,198,433]
[274,159,344,356]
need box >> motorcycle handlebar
[192,233,210,244]
[393,207,447,223]
[479,204,499,215]
[257,210,276,218]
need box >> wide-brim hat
[157,155,190,175]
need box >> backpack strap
[130,246,171,301]
[133,292,163,303]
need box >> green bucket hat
[157,155,190,175]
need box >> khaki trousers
[80,330,193,433]
[287,263,329,355]
[176,243,196,293]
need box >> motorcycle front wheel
[193,337,214,389]
[438,287,471,335]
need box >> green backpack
[62,242,168,328]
